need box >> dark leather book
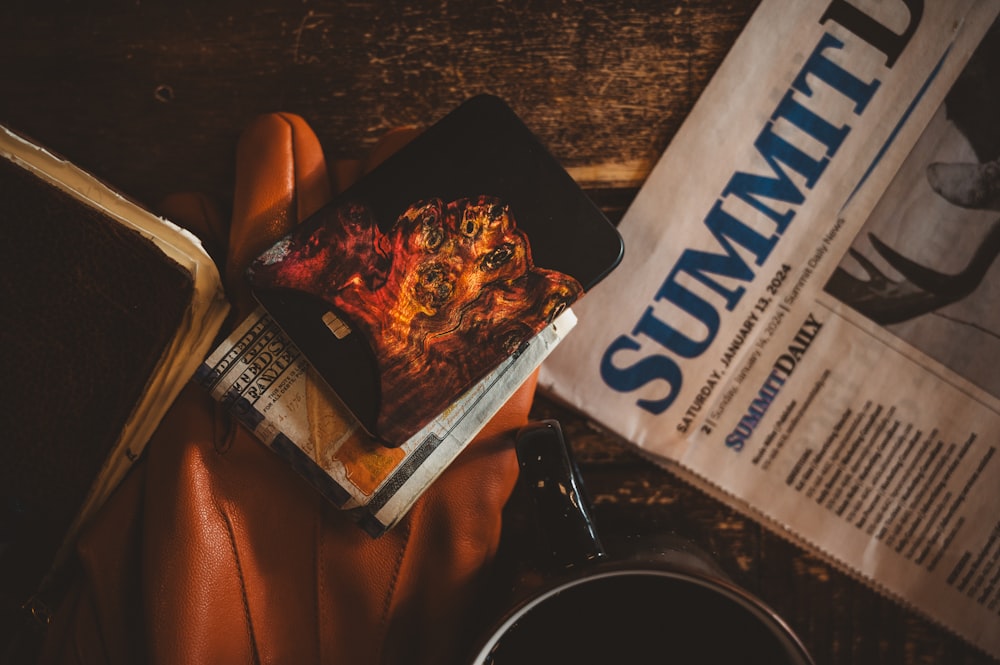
[0,126,229,648]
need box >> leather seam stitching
[221,510,261,665]
[376,519,412,663]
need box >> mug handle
[515,420,606,572]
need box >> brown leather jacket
[37,113,529,665]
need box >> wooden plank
[0,0,759,207]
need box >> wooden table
[3,2,995,663]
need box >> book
[0,126,229,633]
[540,1,1000,660]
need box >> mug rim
[467,564,815,665]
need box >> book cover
[0,126,228,632]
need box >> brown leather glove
[38,113,531,665]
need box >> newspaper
[196,306,576,536]
[540,0,1000,659]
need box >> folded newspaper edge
[196,305,576,536]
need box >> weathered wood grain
[1,0,755,207]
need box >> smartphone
[247,95,623,446]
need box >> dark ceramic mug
[467,420,815,665]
